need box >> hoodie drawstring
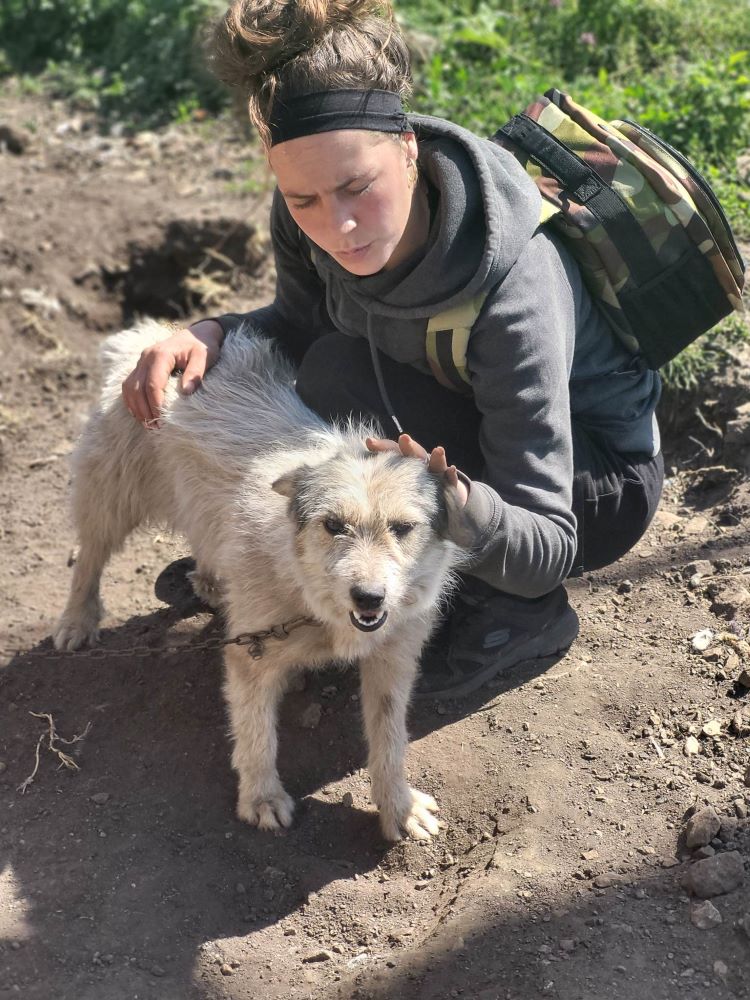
[366,313,404,437]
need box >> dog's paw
[237,785,295,832]
[379,786,442,842]
[52,616,100,652]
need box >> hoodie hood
[308,114,542,319]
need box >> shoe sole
[414,606,580,701]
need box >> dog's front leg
[359,638,441,842]
[223,645,294,831]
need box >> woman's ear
[402,131,418,164]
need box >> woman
[122,0,663,698]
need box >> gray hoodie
[217,114,661,597]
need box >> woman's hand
[365,433,469,506]
[121,318,225,425]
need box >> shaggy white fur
[54,320,469,841]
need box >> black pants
[296,333,664,579]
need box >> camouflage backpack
[425,88,746,390]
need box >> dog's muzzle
[349,609,389,632]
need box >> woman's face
[268,129,424,275]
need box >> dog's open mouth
[349,609,388,632]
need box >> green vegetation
[1,0,747,384]
[0,0,226,126]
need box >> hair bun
[209,0,410,145]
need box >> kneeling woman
[122,0,663,698]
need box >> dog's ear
[272,465,314,498]
[271,470,300,499]
[272,465,314,527]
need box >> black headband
[268,89,411,146]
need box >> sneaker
[415,580,579,700]
[154,556,198,607]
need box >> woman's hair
[209,0,413,146]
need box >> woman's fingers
[365,436,401,453]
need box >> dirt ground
[2,82,750,1000]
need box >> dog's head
[272,447,470,638]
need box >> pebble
[738,669,750,689]
[220,964,234,976]
[685,806,721,849]
[733,798,748,819]
[90,792,110,805]
[691,900,722,929]
[685,851,745,898]
[685,559,714,578]
[592,872,628,889]
[302,950,333,963]
[693,846,715,860]
[341,791,354,808]
[702,719,722,738]
[714,960,729,978]
[683,736,701,756]
[617,579,633,594]
[300,702,322,728]
[0,761,6,773]
[690,629,714,652]
[745,764,750,787]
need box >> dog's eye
[323,518,347,536]
[390,522,415,539]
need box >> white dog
[54,320,469,841]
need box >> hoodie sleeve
[214,189,335,363]
[461,229,578,597]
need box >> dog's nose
[350,585,386,612]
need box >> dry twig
[17,711,92,794]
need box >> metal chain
[1,615,320,664]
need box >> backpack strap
[425,292,488,392]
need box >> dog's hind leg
[360,634,442,842]
[53,450,146,651]
[224,644,294,831]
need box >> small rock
[684,736,701,756]
[691,900,722,929]
[744,764,750,787]
[0,761,7,773]
[592,872,628,889]
[90,792,110,805]
[733,798,748,820]
[287,672,307,693]
[709,582,750,619]
[341,791,354,808]
[690,629,714,652]
[737,669,750,689]
[300,702,322,728]
[220,964,234,976]
[617,579,633,594]
[693,846,715,860]
[0,124,30,154]
[685,851,745,898]
[714,960,729,978]
[702,719,722,738]
[730,711,748,736]
[559,938,576,952]
[302,950,333,963]
[719,817,738,842]
[685,806,721,849]
[685,560,714,578]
